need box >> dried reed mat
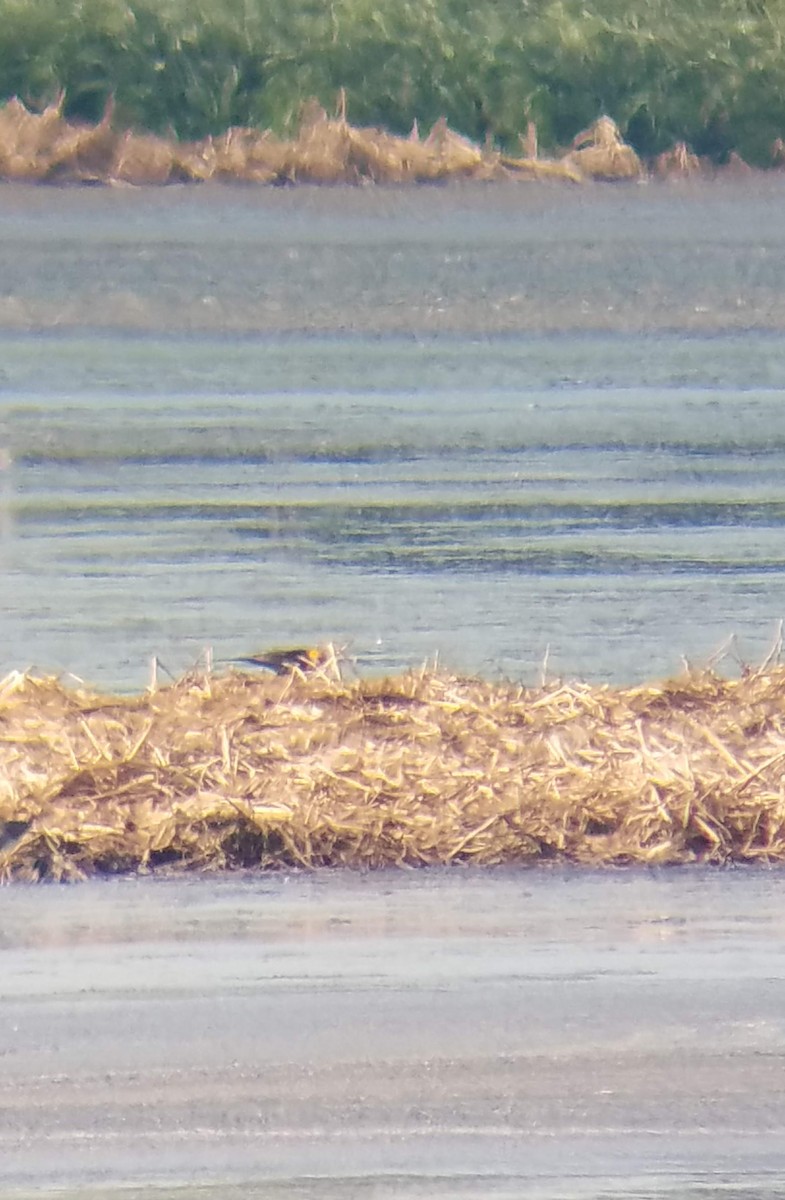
[0,95,628,186]
[2,660,785,881]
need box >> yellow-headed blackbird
[232,646,327,675]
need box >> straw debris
[0,97,647,186]
[2,658,785,881]
[563,116,643,181]
[1,95,781,186]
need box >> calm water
[4,868,785,1197]
[1,179,785,691]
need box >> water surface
[3,868,785,1198]
[1,181,784,689]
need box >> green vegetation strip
[1,0,785,163]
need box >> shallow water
[1,180,785,690]
[3,868,785,1198]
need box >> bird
[230,646,329,675]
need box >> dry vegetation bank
[0,97,681,185]
[2,659,785,881]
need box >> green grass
[2,0,785,162]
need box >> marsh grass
[2,654,785,882]
[1,0,785,163]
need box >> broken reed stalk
[2,659,785,881]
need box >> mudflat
[2,867,785,1198]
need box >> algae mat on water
[1,657,785,881]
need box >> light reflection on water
[13,1182,785,1200]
